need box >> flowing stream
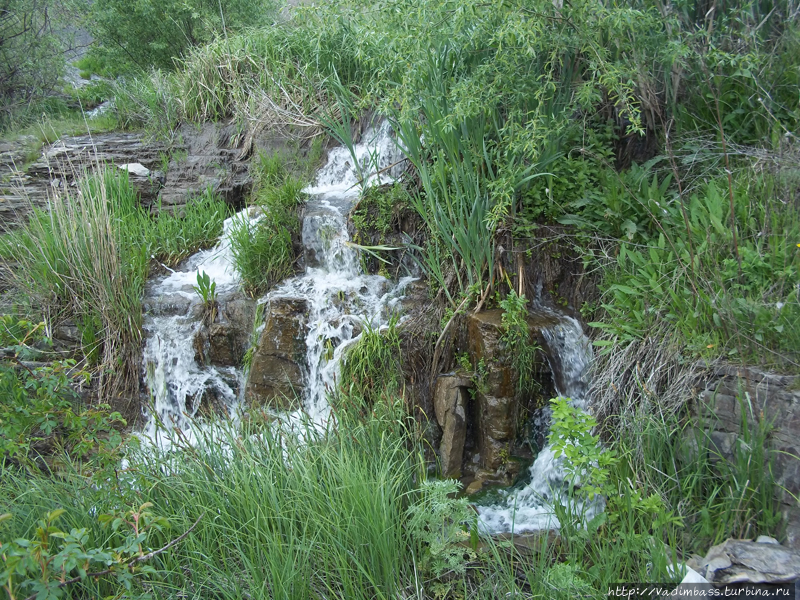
[476,313,602,534]
[140,121,410,443]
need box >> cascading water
[266,120,412,425]
[140,120,411,442]
[476,312,602,534]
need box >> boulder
[688,538,800,585]
[245,297,308,409]
[193,295,256,368]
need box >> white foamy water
[476,314,603,534]
[140,120,410,444]
[140,212,258,444]
[268,120,410,428]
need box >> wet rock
[465,479,484,495]
[467,310,515,397]
[193,296,256,368]
[434,374,471,478]
[467,310,518,472]
[689,538,800,585]
[245,297,308,410]
[142,291,195,317]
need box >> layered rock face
[467,310,519,474]
[693,366,800,549]
[0,123,253,231]
[431,308,560,489]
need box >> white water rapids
[140,120,410,444]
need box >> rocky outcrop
[245,297,308,410]
[193,295,256,368]
[693,365,800,549]
[426,308,559,489]
[0,123,256,231]
[433,374,471,478]
[467,310,517,475]
[158,123,250,210]
[2,133,169,227]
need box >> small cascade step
[475,310,601,534]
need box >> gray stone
[755,536,780,545]
[439,393,467,478]
[433,373,471,427]
[119,162,150,177]
[696,538,800,585]
[434,375,471,478]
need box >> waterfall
[140,214,248,444]
[266,121,412,425]
[140,120,412,442]
[476,313,603,534]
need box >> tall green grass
[0,390,785,598]
[1,170,228,404]
[339,315,403,404]
[0,398,421,599]
[230,148,322,296]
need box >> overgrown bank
[1,0,799,597]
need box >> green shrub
[339,315,403,405]
[0,319,126,471]
[0,503,177,600]
[87,0,280,72]
[0,0,68,131]
[591,173,800,366]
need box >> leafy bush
[0,504,177,600]
[0,0,70,130]
[406,479,477,578]
[87,0,280,72]
[591,173,800,366]
[0,317,126,471]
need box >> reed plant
[2,169,148,401]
